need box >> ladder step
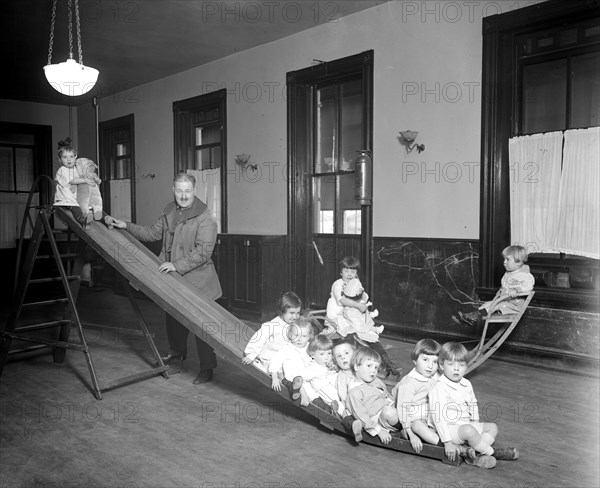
[100,366,169,393]
[29,276,80,284]
[35,253,78,260]
[15,320,72,333]
[8,344,51,356]
[22,298,70,307]
[0,332,86,351]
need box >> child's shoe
[458,444,477,460]
[351,419,363,443]
[492,447,519,460]
[84,212,93,229]
[329,400,342,419]
[464,454,497,469]
[290,376,303,401]
[457,311,484,327]
[93,209,102,220]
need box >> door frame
[99,114,136,222]
[286,50,374,302]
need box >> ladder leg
[40,211,103,399]
[124,284,169,379]
[0,217,47,376]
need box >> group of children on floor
[243,253,528,468]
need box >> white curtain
[508,131,563,254]
[555,127,600,258]
[187,168,221,234]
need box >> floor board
[1,287,599,488]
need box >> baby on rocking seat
[455,245,534,327]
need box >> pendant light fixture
[44,0,99,97]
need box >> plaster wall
[96,1,498,237]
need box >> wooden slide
[52,207,459,465]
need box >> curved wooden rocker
[466,291,535,374]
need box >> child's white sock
[481,432,495,445]
[472,440,494,456]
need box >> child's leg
[281,376,303,402]
[379,405,399,430]
[481,422,498,445]
[411,420,439,445]
[70,205,85,222]
[69,205,93,227]
[457,424,493,456]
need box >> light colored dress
[54,166,80,207]
[480,265,535,314]
[243,316,291,373]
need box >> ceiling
[1,0,387,106]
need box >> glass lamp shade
[399,130,418,144]
[43,58,99,96]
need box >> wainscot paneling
[372,237,599,372]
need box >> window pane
[340,79,363,171]
[15,148,34,191]
[316,85,338,173]
[114,157,131,179]
[0,147,14,191]
[339,173,361,234]
[195,146,221,170]
[195,124,220,145]
[313,175,335,233]
[522,59,567,133]
[116,143,129,157]
[571,51,600,128]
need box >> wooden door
[287,52,374,309]
[99,115,135,222]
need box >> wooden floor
[1,286,599,488]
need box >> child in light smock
[325,256,401,377]
[345,347,400,445]
[429,342,519,468]
[456,246,534,326]
[53,138,93,228]
[268,316,315,398]
[340,277,384,342]
[296,334,346,417]
[392,339,442,454]
[333,340,356,406]
[242,292,301,372]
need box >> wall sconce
[398,130,425,154]
[235,154,258,172]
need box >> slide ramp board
[55,208,457,464]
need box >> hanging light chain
[67,0,74,59]
[47,0,57,65]
[75,0,84,65]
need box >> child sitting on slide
[295,334,346,417]
[345,347,401,445]
[267,316,315,399]
[242,292,301,372]
[325,256,401,377]
[429,342,519,468]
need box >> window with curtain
[481,2,600,310]
[509,128,599,260]
[174,89,227,233]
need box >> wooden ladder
[0,178,168,399]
